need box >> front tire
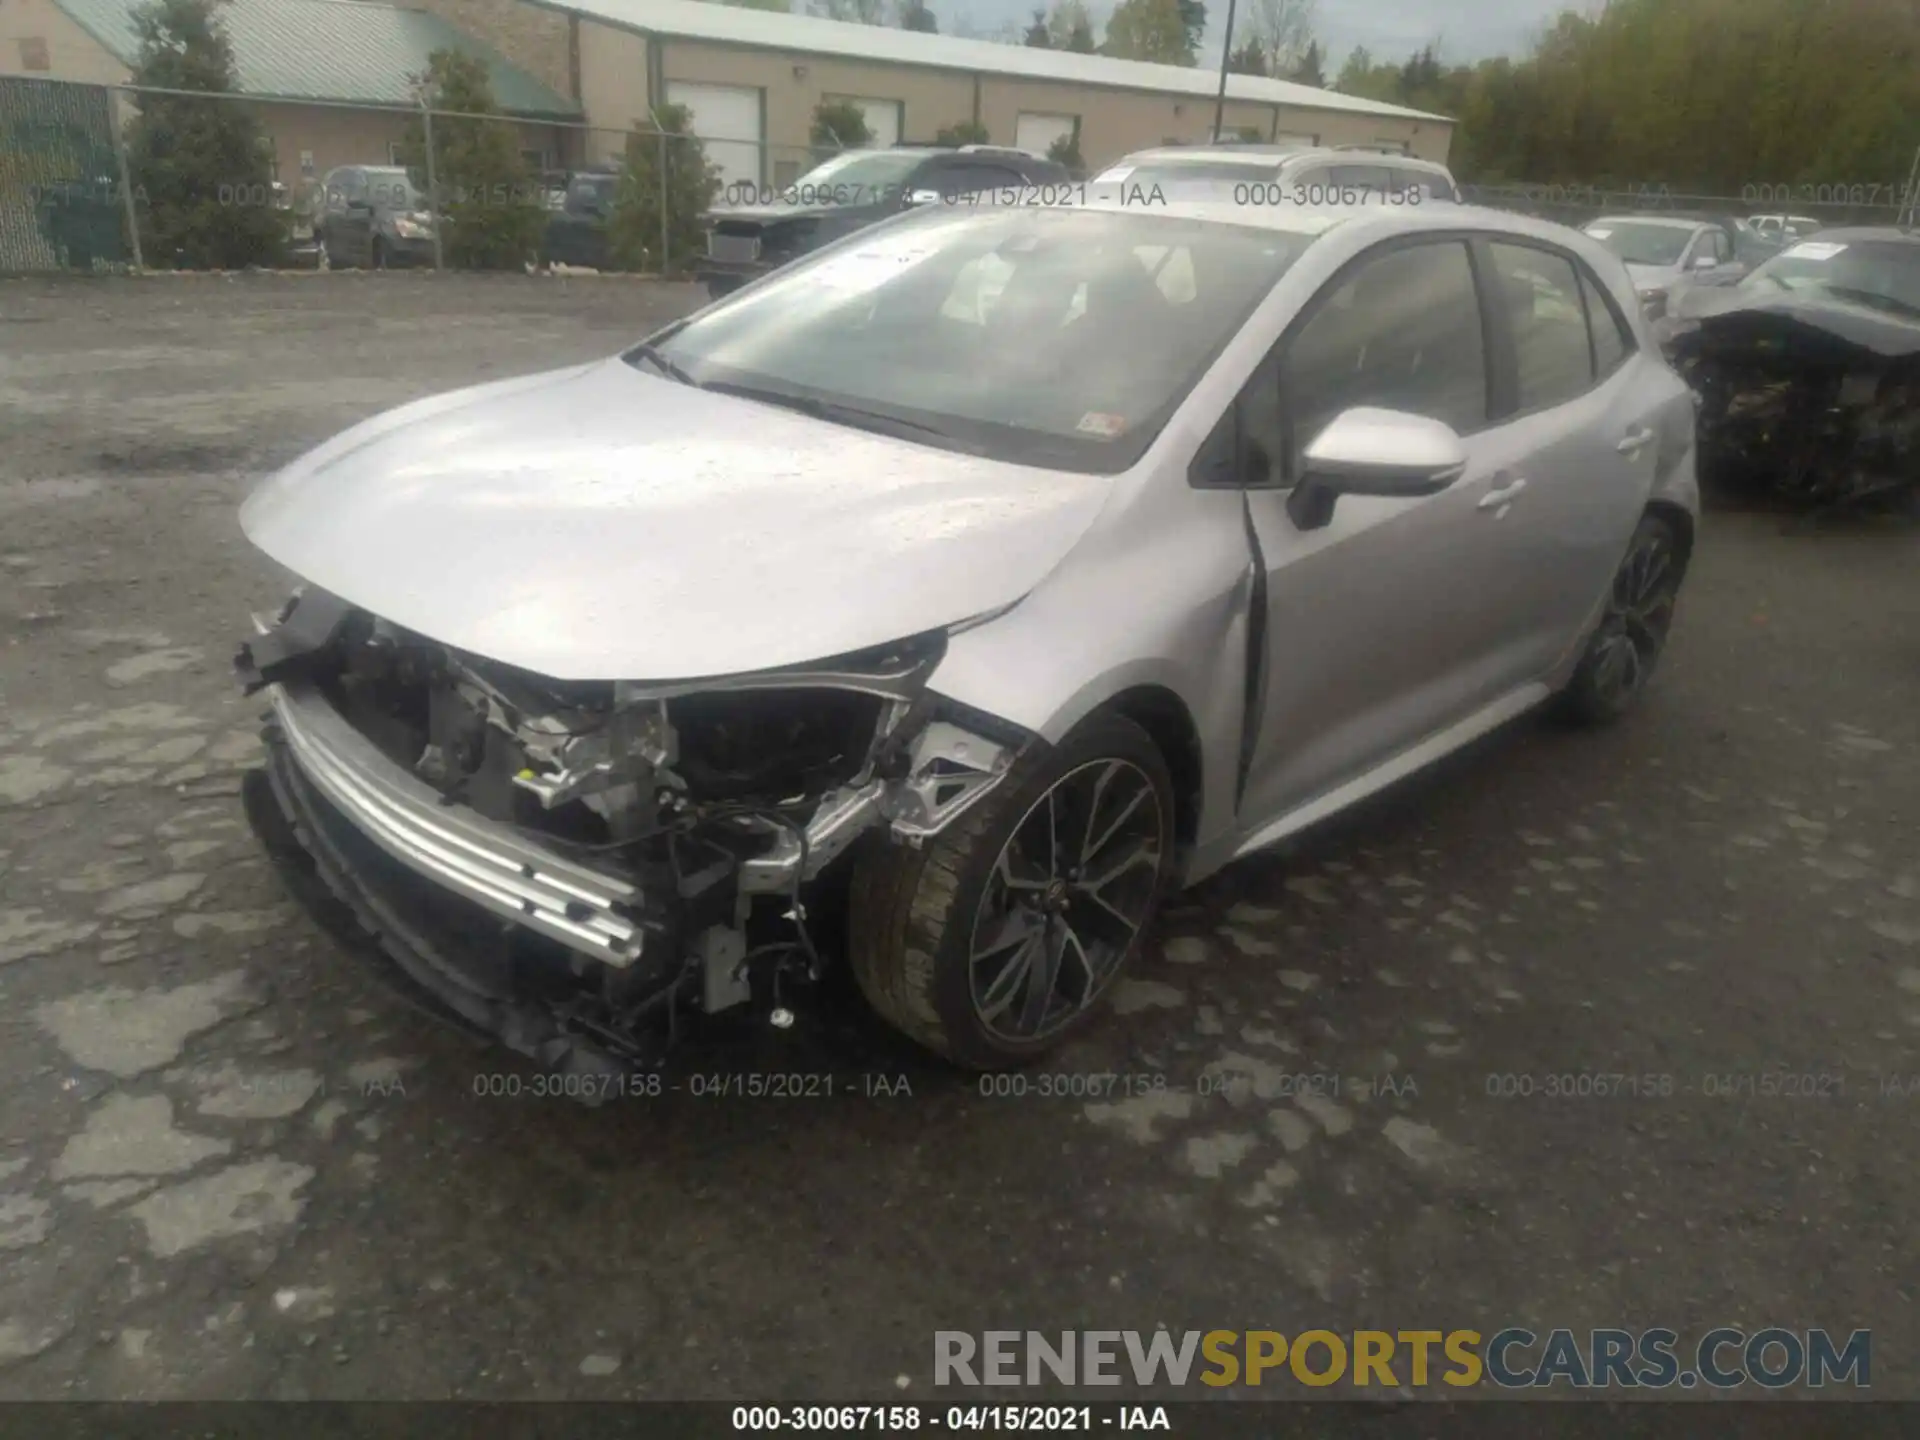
[1554,512,1686,725]
[848,712,1176,1069]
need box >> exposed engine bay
[234,586,1025,1081]
[1670,305,1920,514]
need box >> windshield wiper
[698,380,985,454]
[628,344,698,386]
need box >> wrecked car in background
[1668,228,1920,511]
[233,195,1698,1090]
[1581,214,1754,324]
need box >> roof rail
[1330,142,1411,155]
[958,143,1044,158]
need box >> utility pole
[1211,0,1239,143]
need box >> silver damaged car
[236,195,1699,1081]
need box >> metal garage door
[829,96,902,149]
[665,81,763,190]
[1014,113,1075,158]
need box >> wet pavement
[0,273,1916,1399]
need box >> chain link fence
[8,72,1917,280]
[0,75,874,278]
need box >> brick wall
[404,0,576,103]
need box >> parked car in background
[1581,213,1751,322]
[235,195,1697,1087]
[1093,143,1461,202]
[540,165,621,270]
[277,181,322,270]
[697,144,1070,300]
[1746,213,1824,245]
[1667,227,1920,511]
[315,165,437,269]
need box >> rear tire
[848,712,1176,1069]
[1554,512,1686,726]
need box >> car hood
[707,202,844,225]
[1671,286,1920,359]
[239,358,1113,681]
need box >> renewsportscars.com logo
[933,1328,1871,1390]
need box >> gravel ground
[0,272,1917,1402]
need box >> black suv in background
[697,144,1072,300]
[539,165,621,270]
[314,165,437,269]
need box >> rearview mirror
[1286,407,1467,532]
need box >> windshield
[1740,239,1920,314]
[636,205,1311,472]
[365,171,424,210]
[1584,220,1693,267]
[784,150,928,205]
[1100,159,1282,187]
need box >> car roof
[1795,225,1920,242]
[1118,145,1443,172]
[1066,194,1594,249]
[1589,214,1704,231]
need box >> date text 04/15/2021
[730,1406,1171,1432]
[466,1071,913,1101]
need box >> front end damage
[235,587,1027,1078]
[1669,305,1920,512]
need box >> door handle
[1617,426,1656,456]
[1478,477,1528,511]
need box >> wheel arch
[1094,684,1205,863]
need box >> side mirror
[1285,408,1466,532]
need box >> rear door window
[1487,241,1595,412]
[1579,268,1634,378]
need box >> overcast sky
[934,0,1578,66]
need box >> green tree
[808,0,889,20]
[123,0,285,269]
[897,0,937,28]
[1103,0,1192,63]
[1176,0,1206,60]
[1047,130,1085,175]
[935,120,991,144]
[1025,6,1053,45]
[605,103,719,274]
[1288,38,1325,86]
[1048,0,1098,51]
[810,98,872,153]
[1227,38,1267,74]
[395,50,542,269]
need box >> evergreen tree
[123,0,285,269]
[395,50,543,270]
[810,98,873,154]
[606,103,720,274]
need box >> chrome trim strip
[268,680,646,967]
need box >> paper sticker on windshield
[1077,412,1128,438]
[1783,241,1847,260]
[1093,165,1134,184]
[810,246,934,289]
[1584,226,1613,238]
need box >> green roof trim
[52,0,581,117]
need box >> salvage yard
[1,272,1918,1399]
